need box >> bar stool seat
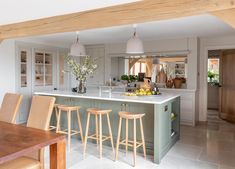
[83,108,114,159]
[56,105,84,151]
[116,111,146,167]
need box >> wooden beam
[0,0,235,40]
[211,8,235,28]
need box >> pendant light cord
[76,31,79,43]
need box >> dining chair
[0,95,56,169]
[0,93,23,124]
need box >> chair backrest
[0,93,23,124]
[27,95,55,130]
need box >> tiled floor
[45,111,235,169]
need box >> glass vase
[77,80,87,94]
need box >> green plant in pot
[208,71,215,82]
[129,75,138,82]
[121,74,129,83]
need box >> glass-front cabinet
[34,51,54,87]
[20,51,28,87]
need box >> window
[129,61,146,75]
[208,58,219,83]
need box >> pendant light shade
[69,32,86,57]
[126,25,144,54]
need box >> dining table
[0,121,66,169]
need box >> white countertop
[34,90,180,105]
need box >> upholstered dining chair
[0,92,23,124]
[0,95,56,169]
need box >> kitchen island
[35,90,180,164]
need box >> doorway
[207,49,235,123]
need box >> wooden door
[220,49,235,122]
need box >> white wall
[199,35,235,121]
[0,40,16,102]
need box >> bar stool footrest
[49,125,57,130]
[57,129,81,136]
[87,134,111,142]
[120,139,143,148]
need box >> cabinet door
[33,50,55,91]
[17,48,32,123]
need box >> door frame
[201,44,235,121]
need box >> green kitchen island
[35,90,180,164]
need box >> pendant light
[126,24,144,54]
[69,31,86,57]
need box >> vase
[77,80,87,94]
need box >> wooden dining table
[0,121,66,169]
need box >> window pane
[208,58,219,82]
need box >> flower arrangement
[65,55,98,93]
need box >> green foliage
[129,75,138,82]
[121,75,129,81]
[208,71,215,79]
[121,74,138,82]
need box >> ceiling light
[69,31,86,57]
[126,24,144,54]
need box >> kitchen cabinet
[16,44,57,123]
[159,88,196,126]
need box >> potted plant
[65,55,97,93]
[208,71,215,82]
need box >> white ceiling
[18,14,235,48]
[0,0,139,25]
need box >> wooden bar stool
[83,108,114,159]
[56,105,84,151]
[49,103,60,131]
[115,111,146,167]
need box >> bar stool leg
[54,106,59,131]
[140,117,146,158]
[56,109,61,133]
[126,119,128,156]
[77,109,84,143]
[99,114,103,159]
[95,114,99,148]
[133,119,136,167]
[67,110,71,151]
[83,112,91,157]
[115,117,122,161]
[106,113,114,152]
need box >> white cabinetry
[160,88,196,126]
[33,50,55,91]
[16,45,57,123]
[16,47,32,123]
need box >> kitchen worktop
[34,90,180,105]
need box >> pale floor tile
[44,111,235,169]
[167,142,203,160]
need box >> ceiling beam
[0,0,235,40]
[211,8,235,28]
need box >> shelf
[35,74,44,76]
[21,62,27,64]
[35,63,44,66]
[21,74,27,77]
[45,83,53,86]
